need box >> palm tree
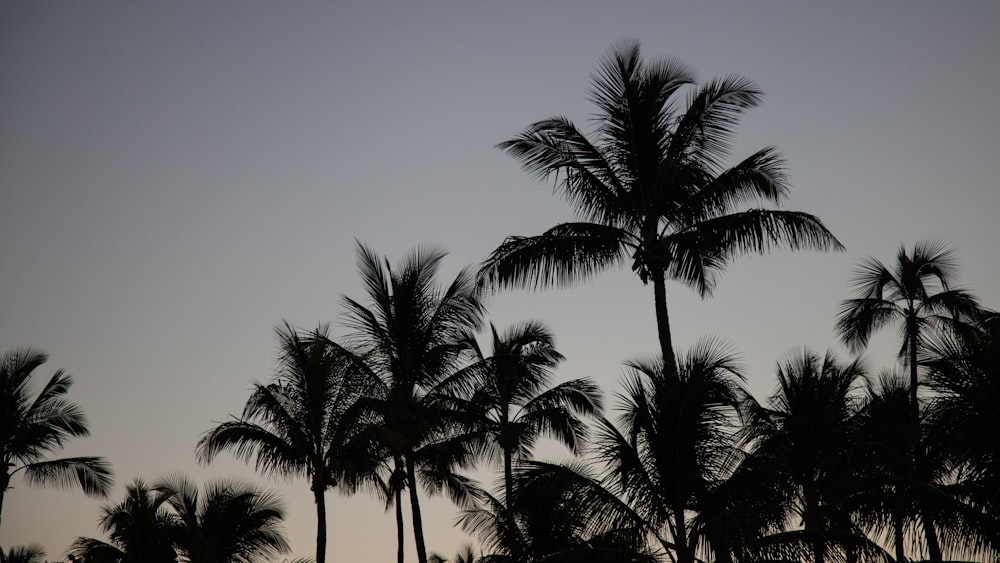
[338,242,485,563]
[479,40,842,376]
[836,242,980,561]
[454,321,602,505]
[68,478,178,563]
[196,322,379,563]
[0,348,113,529]
[497,341,753,563]
[836,242,980,419]
[159,477,290,563]
[2,544,46,563]
[924,313,1000,558]
[743,350,886,563]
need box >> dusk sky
[2,2,999,561]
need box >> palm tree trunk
[0,472,7,530]
[907,318,919,422]
[503,448,514,507]
[396,486,405,563]
[921,516,942,561]
[907,318,943,561]
[892,509,906,563]
[405,455,429,563]
[313,487,327,563]
[651,267,677,378]
[673,507,691,563]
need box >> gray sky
[2,1,998,560]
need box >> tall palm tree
[836,242,980,561]
[196,322,379,563]
[2,544,46,563]
[339,242,485,563]
[159,477,290,563]
[68,478,179,563]
[0,348,113,529]
[453,321,602,504]
[479,40,842,376]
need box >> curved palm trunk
[313,487,327,563]
[503,448,514,507]
[652,268,677,378]
[892,509,906,563]
[405,455,429,563]
[0,471,7,529]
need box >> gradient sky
[2,2,999,561]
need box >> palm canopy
[68,477,179,563]
[159,476,291,563]
[480,40,842,369]
[0,348,113,528]
[2,545,46,563]
[448,320,602,503]
[337,242,486,563]
[196,322,380,563]
[491,340,752,563]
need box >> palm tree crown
[836,241,980,413]
[197,322,378,563]
[0,347,113,529]
[456,320,602,504]
[480,40,842,374]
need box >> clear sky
[2,1,998,561]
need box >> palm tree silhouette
[68,478,178,563]
[196,322,379,563]
[159,476,291,563]
[742,350,882,563]
[338,243,485,563]
[479,40,842,376]
[924,313,1000,558]
[836,242,979,418]
[2,545,46,563]
[501,341,751,563]
[0,348,113,529]
[454,320,602,505]
[836,242,981,561]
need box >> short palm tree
[499,341,752,563]
[454,320,602,505]
[743,350,884,563]
[0,348,113,529]
[2,544,46,563]
[69,477,179,563]
[338,242,485,563]
[159,476,290,563]
[196,322,379,563]
[479,40,842,376]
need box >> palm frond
[20,456,113,497]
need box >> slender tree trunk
[396,486,405,563]
[651,267,677,378]
[907,318,943,561]
[313,487,327,563]
[503,447,514,506]
[907,317,920,423]
[0,472,7,530]
[921,516,942,561]
[405,455,429,563]
[673,506,691,563]
[893,509,906,563]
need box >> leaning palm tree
[196,322,379,563]
[0,348,113,529]
[338,242,485,563]
[2,544,46,563]
[479,40,842,376]
[159,476,290,563]
[68,477,179,563]
[452,321,602,505]
[836,242,980,418]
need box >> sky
[2,1,999,561]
